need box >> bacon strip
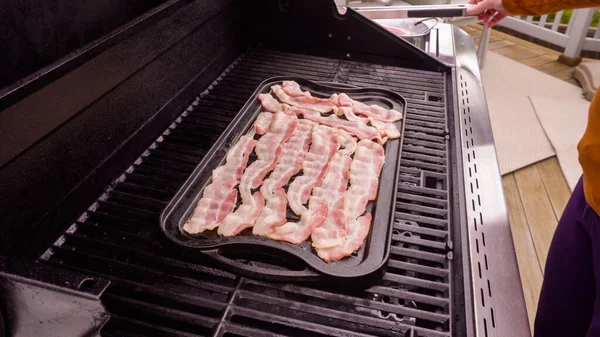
[279,81,400,144]
[286,125,339,215]
[338,93,403,123]
[263,89,387,143]
[273,84,339,113]
[385,26,408,36]
[267,197,329,245]
[281,81,309,97]
[310,152,352,249]
[316,140,385,262]
[337,129,357,157]
[310,129,357,248]
[369,118,400,140]
[253,120,314,236]
[290,106,382,142]
[267,125,339,244]
[280,81,403,123]
[254,111,273,135]
[218,112,298,236]
[261,92,379,145]
[337,106,400,142]
[337,106,369,123]
[258,93,288,114]
[183,133,257,234]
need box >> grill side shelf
[456,67,531,337]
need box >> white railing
[496,8,600,58]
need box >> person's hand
[466,0,508,28]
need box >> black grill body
[0,1,470,336]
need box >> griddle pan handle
[203,247,321,282]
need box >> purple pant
[535,177,600,337]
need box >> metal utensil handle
[413,17,440,36]
[351,4,475,20]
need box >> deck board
[513,164,559,268]
[537,157,572,218]
[520,54,558,67]
[488,39,517,50]
[548,67,577,81]
[493,43,546,61]
[501,174,543,330]
[534,60,572,74]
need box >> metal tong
[346,4,476,20]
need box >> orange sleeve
[503,0,600,15]
[578,94,600,216]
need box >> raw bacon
[218,112,298,236]
[311,152,352,249]
[310,129,357,248]
[289,106,382,142]
[279,81,403,124]
[337,129,357,157]
[260,91,391,144]
[183,133,257,234]
[254,111,273,135]
[267,125,339,244]
[336,106,369,123]
[272,84,339,113]
[338,93,403,123]
[267,197,329,245]
[369,118,400,139]
[187,81,398,263]
[253,120,314,236]
[338,106,400,142]
[385,26,408,36]
[286,125,339,215]
[281,81,309,97]
[316,140,385,262]
[258,93,288,114]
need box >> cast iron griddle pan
[160,77,406,283]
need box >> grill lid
[251,0,449,72]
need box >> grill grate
[40,48,457,337]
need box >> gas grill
[0,1,530,336]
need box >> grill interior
[40,47,464,337]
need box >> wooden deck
[463,24,579,331]
[465,24,585,85]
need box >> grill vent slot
[40,48,459,337]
